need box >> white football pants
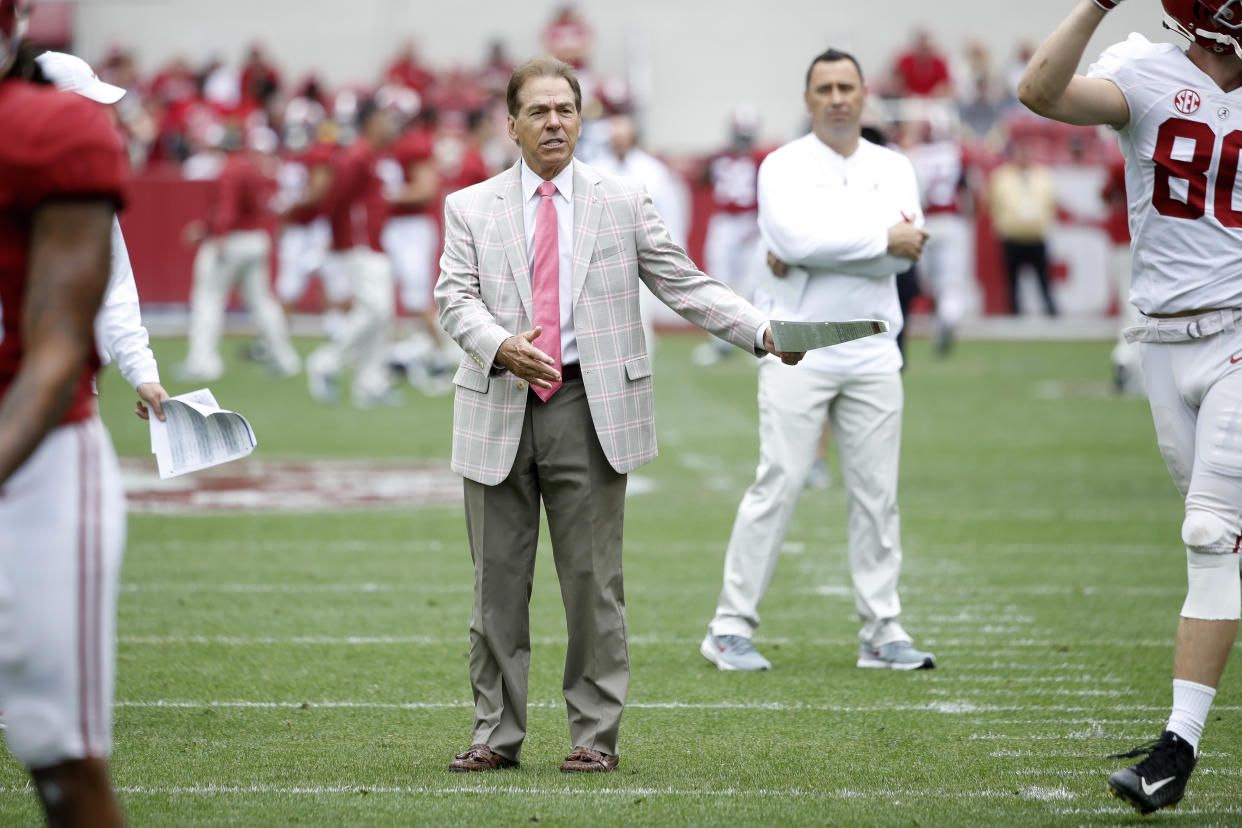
[382,214,439,314]
[920,213,974,328]
[704,211,760,302]
[0,418,124,769]
[710,361,909,646]
[1111,245,1145,393]
[275,217,332,306]
[307,247,394,401]
[1142,326,1242,552]
[184,230,300,376]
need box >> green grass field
[2,334,1239,826]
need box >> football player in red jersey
[380,115,453,390]
[692,108,766,366]
[306,99,400,407]
[1022,0,1242,814]
[450,108,497,194]
[182,126,301,381]
[275,130,342,329]
[0,1,128,824]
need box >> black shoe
[1107,730,1196,814]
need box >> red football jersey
[449,146,491,194]
[387,130,436,218]
[215,153,275,234]
[325,139,386,252]
[0,79,128,425]
[706,149,765,214]
[285,141,337,226]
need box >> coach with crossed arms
[435,56,802,773]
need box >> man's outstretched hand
[135,382,170,421]
[496,327,561,388]
[763,327,805,366]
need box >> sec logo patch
[1174,89,1201,115]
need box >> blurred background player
[35,49,171,422]
[380,109,454,393]
[447,108,500,193]
[592,112,690,354]
[1020,0,1242,813]
[1102,153,1143,394]
[898,118,976,354]
[0,1,128,823]
[274,122,345,339]
[692,106,766,366]
[180,125,301,381]
[306,98,398,408]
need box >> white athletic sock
[1166,678,1216,754]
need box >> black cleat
[1106,730,1196,814]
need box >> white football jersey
[905,139,964,213]
[1089,34,1242,314]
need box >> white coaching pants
[1142,326,1242,552]
[0,418,124,768]
[185,230,300,376]
[710,361,909,646]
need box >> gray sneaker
[700,633,772,671]
[857,640,935,671]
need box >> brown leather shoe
[559,746,619,773]
[448,744,518,772]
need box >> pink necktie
[531,180,562,401]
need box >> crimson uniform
[183,150,300,380]
[703,148,765,302]
[306,138,395,407]
[275,141,341,307]
[0,78,127,769]
[904,138,976,333]
[379,129,439,314]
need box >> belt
[1124,308,1242,344]
[560,362,582,382]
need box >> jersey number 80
[1153,116,1242,227]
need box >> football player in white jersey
[1020,0,1242,814]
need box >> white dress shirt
[754,133,922,375]
[521,159,578,366]
[95,218,160,390]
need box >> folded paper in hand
[770,319,890,352]
[148,388,257,479]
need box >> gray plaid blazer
[435,159,767,486]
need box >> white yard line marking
[1054,805,1242,816]
[2,783,1211,801]
[129,540,454,554]
[922,675,1124,684]
[115,634,1191,649]
[120,583,471,594]
[112,699,1242,714]
[1015,767,1242,777]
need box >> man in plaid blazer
[435,56,802,774]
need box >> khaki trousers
[463,377,628,761]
